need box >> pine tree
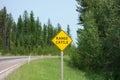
[1,7,7,51]
[0,9,2,49]
[17,15,23,46]
[11,22,17,47]
[29,11,35,47]
[57,23,62,32]
[47,19,54,46]
[43,24,47,46]
[6,13,13,50]
[35,17,42,47]
[23,10,29,48]
[75,0,120,79]
[67,25,71,36]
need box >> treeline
[71,0,120,80]
[0,7,71,55]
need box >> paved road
[0,56,59,80]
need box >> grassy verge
[6,58,105,80]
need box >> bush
[11,46,29,55]
[32,46,60,55]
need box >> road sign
[52,30,72,51]
[52,30,72,80]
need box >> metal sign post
[61,51,64,80]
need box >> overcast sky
[0,0,82,44]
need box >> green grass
[6,58,105,80]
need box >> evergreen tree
[47,19,54,46]
[1,7,7,51]
[0,9,2,49]
[57,23,61,32]
[11,22,17,47]
[17,15,23,46]
[74,0,120,79]
[23,10,29,48]
[29,11,36,47]
[35,17,42,47]
[43,24,47,46]
[0,7,69,56]
[6,13,13,50]
[67,25,71,36]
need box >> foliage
[71,0,120,80]
[0,7,72,56]
[0,7,13,52]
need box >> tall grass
[6,58,105,80]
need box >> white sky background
[0,0,82,44]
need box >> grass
[5,58,105,80]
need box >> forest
[0,7,71,55]
[70,0,120,80]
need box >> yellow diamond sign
[52,30,72,51]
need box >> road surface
[0,56,59,80]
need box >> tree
[0,7,70,56]
[35,17,42,46]
[74,0,120,79]
[0,9,2,49]
[1,7,7,51]
[17,15,23,46]
[57,23,61,32]
[47,19,54,46]
[67,25,71,36]
[6,13,13,50]
[43,24,47,46]
[11,22,17,47]
[23,10,29,48]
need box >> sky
[0,0,81,44]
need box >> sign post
[52,30,72,80]
[61,51,64,80]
